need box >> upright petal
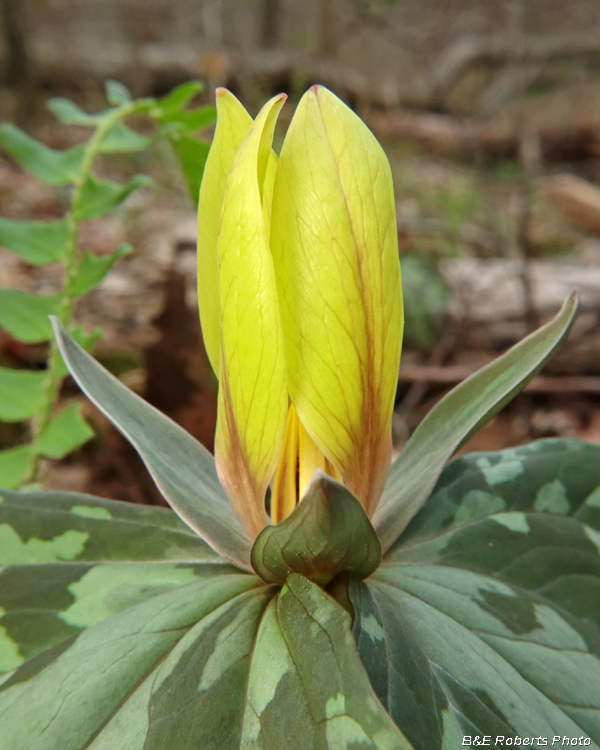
[215,94,288,537]
[197,89,252,377]
[271,86,403,516]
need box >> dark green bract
[1,295,599,748]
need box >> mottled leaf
[0,289,59,343]
[346,438,600,748]
[0,217,69,265]
[374,293,579,551]
[398,438,600,545]
[252,474,381,586]
[0,367,45,422]
[238,575,412,750]
[0,124,85,185]
[0,488,229,669]
[52,320,252,569]
[0,575,263,748]
[78,173,151,221]
[356,565,600,748]
[72,244,132,297]
[0,489,220,564]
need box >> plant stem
[21,103,135,485]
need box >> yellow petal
[215,94,288,538]
[271,86,403,516]
[197,89,252,377]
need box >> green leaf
[55,326,102,379]
[0,489,221,564]
[169,135,210,209]
[351,566,600,749]
[0,290,59,343]
[36,403,94,459]
[0,574,266,746]
[78,174,151,221]
[0,488,229,669]
[47,98,105,126]
[397,438,600,545]
[105,80,132,106]
[0,124,85,185]
[0,446,32,490]
[0,367,45,422]
[99,122,151,153]
[72,244,132,297]
[51,320,253,569]
[387,439,600,632]
[251,474,381,586]
[0,218,69,265]
[401,253,449,349]
[374,292,579,552]
[236,575,412,750]
[158,106,216,133]
[0,566,411,749]
[150,82,203,116]
[345,438,600,748]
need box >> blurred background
[3,0,600,505]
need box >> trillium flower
[197,86,404,538]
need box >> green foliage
[52,320,252,568]
[400,252,449,348]
[0,301,593,748]
[0,80,216,489]
[374,292,578,551]
[1,83,597,748]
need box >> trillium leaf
[374,292,579,552]
[214,94,288,538]
[52,321,253,570]
[0,217,69,265]
[352,567,600,749]
[397,437,600,545]
[0,367,45,422]
[0,575,264,749]
[0,289,59,343]
[344,438,600,749]
[387,439,600,632]
[197,88,253,377]
[271,86,403,516]
[251,474,381,586]
[0,489,232,673]
[78,173,152,220]
[0,489,220,564]
[72,244,132,297]
[239,574,412,750]
[0,123,85,185]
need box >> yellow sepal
[215,94,289,537]
[271,86,404,515]
[197,89,252,377]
